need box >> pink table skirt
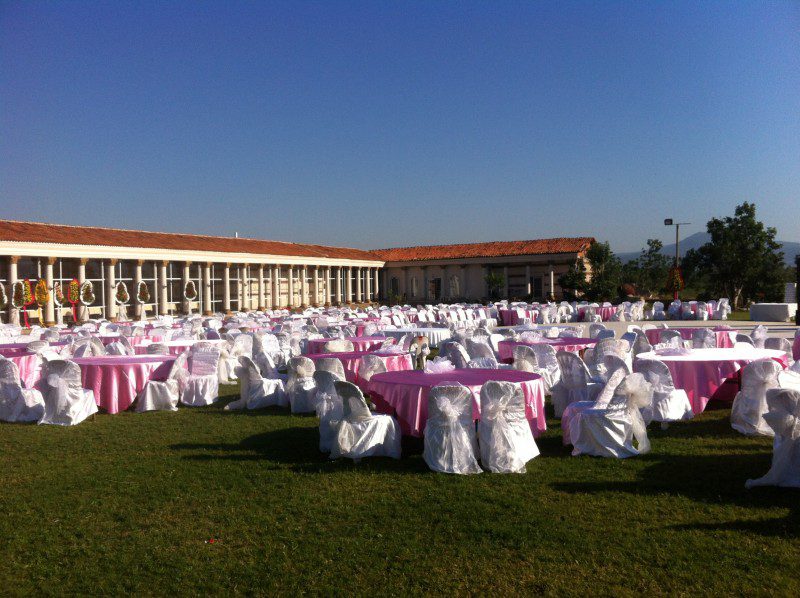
[644,328,734,348]
[7,353,42,389]
[498,309,540,326]
[578,306,616,321]
[72,355,176,414]
[133,339,227,356]
[306,336,388,354]
[306,351,413,389]
[635,348,788,414]
[368,368,547,438]
[497,338,597,361]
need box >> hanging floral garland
[11,279,35,327]
[80,281,96,306]
[184,280,198,301]
[68,279,80,322]
[136,280,151,304]
[0,282,6,310]
[34,279,49,325]
[115,281,129,305]
[666,266,685,294]
[53,281,65,307]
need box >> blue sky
[1,1,798,252]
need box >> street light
[664,218,690,300]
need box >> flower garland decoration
[68,279,80,322]
[11,279,35,327]
[115,281,129,305]
[53,281,65,307]
[34,279,49,324]
[184,280,198,301]
[666,266,685,294]
[136,280,151,304]
[80,281,96,306]
[0,282,6,310]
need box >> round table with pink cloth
[6,353,43,389]
[498,308,540,326]
[306,350,413,389]
[644,327,735,348]
[133,338,228,356]
[578,306,616,321]
[497,338,597,361]
[306,336,388,354]
[71,354,177,414]
[368,368,547,438]
[635,347,788,414]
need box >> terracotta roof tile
[0,220,381,262]
[373,237,595,262]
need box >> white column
[373,267,380,302]
[526,265,532,296]
[301,265,308,307]
[272,265,281,309]
[345,267,352,303]
[312,267,320,306]
[77,259,88,322]
[44,257,56,326]
[549,265,555,301]
[288,266,295,308]
[364,268,372,302]
[258,265,265,310]
[324,267,332,305]
[241,265,249,311]
[106,259,117,321]
[223,263,231,313]
[159,261,169,315]
[355,267,362,302]
[182,261,191,314]
[203,263,213,315]
[134,260,144,319]
[334,267,342,305]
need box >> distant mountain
[618,232,799,266]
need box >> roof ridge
[373,236,594,252]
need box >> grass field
[2,382,799,595]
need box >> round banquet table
[71,354,177,414]
[498,308,540,326]
[497,338,597,361]
[6,353,42,389]
[0,341,71,357]
[133,338,228,356]
[578,306,616,321]
[368,368,547,438]
[305,336,388,354]
[380,327,452,348]
[635,347,788,414]
[644,327,735,348]
[306,350,413,390]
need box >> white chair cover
[745,388,800,489]
[329,381,401,461]
[692,328,716,348]
[38,360,98,426]
[315,370,344,452]
[550,351,602,418]
[181,343,221,407]
[322,339,355,353]
[731,359,782,436]
[633,359,693,423]
[136,351,189,412]
[226,355,286,411]
[357,354,387,385]
[0,358,45,423]
[146,343,170,355]
[287,356,317,413]
[751,325,768,349]
[423,383,482,474]
[478,380,539,473]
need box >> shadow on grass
[550,451,800,537]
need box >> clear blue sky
[2,1,798,253]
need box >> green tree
[484,271,505,300]
[584,241,622,301]
[558,259,588,300]
[682,202,784,308]
[622,239,672,298]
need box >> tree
[484,272,505,300]
[558,241,622,302]
[558,259,588,301]
[681,202,784,308]
[621,239,672,299]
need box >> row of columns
[3,256,382,324]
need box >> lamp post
[795,254,799,326]
[664,218,690,300]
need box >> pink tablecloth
[72,355,176,414]
[498,309,540,326]
[644,328,735,348]
[368,368,547,438]
[497,338,597,361]
[578,306,616,321]
[7,353,42,389]
[635,348,788,414]
[306,351,413,390]
[133,339,227,356]
[306,336,388,354]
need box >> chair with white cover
[688,328,714,348]
[322,339,355,353]
[595,329,616,341]
[135,351,189,412]
[714,298,731,320]
[72,338,105,357]
[633,359,693,426]
[765,337,794,364]
[315,370,344,452]
[751,325,768,349]
[146,343,170,355]
[104,341,129,356]
[225,356,287,411]
[512,344,538,373]
[287,356,317,413]
[632,332,653,358]
[448,342,471,369]
[659,329,684,346]
[315,357,346,381]
[357,354,387,386]
[568,371,653,458]
[735,333,754,346]
[181,343,221,407]
[0,358,45,423]
[589,323,607,339]
[409,336,431,370]
[423,383,481,474]
[550,351,603,418]
[488,333,504,355]
[695,302,710,321]
[467,356,501,369]
[478,380,539,473]
[745,388,800,489]
[528,343,560,391]
[221,334,254,382]
[649,302,666,321]
[329,381,401,461]
[731,359,782,436]
[38,360,97,426]
[667,301,682,320]
[466,338,495,361]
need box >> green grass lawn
[2,383,799,595]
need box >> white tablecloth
[380,327,453,348]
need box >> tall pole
[795,254,799,326]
